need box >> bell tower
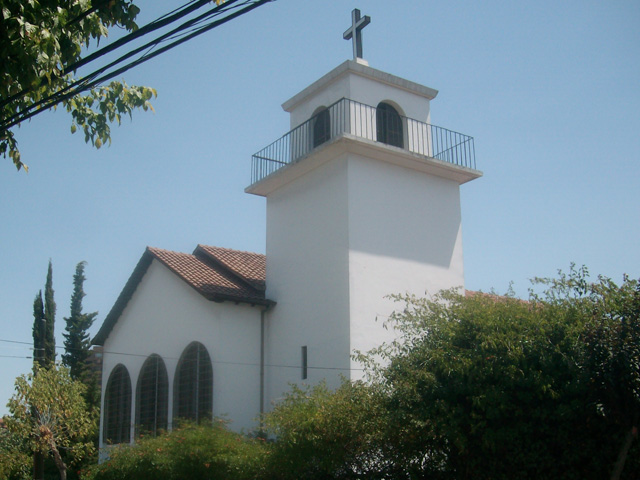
[246,10,482,406]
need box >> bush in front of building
[81,421,267,480]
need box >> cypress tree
[31,261,56,480]
[43,260,56,366]
[62,261,98,381]
[32,291,45,369]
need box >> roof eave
[92,249,153,346]
[209,293,276,308]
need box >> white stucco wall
[285,61,434,129]
[99,259,262,448]
[264,155,352,408]
[264,148,465,396]
[346,154,465,375]
[264,62,467,403]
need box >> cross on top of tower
[343,8,371,60]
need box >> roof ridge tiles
[196,243,264,256]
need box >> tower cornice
[282,60,438,114]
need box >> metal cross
[343,9,371,60]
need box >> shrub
[82,421,267,480]
[262,381,389,480]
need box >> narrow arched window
[174,342,213,424]
[103,364,132,444]
[135,354,168,437]
[376,102,404,148]
[312,107,331,148]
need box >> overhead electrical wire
[1,0,269,128]
[0,0,213,111]
[0,337,364,372]
[0,0,274,132]
[63,0,226,75]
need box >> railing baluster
[249,98,476,185]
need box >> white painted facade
[99,259,262,446]
[248,60,480,405]
[97,59,481,449]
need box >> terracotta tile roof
[93,245,273,345]
[195,245,266,291]
[149,246,267,303]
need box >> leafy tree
[62,262,98,404]
[581,277,640,480]
[0,0,156,171]
[262,381,389,480]
[252,269,638,480]
[5,365,95,480]
[364,268,639,480]
[374,291,586,479]
[0,420,31,480]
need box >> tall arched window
[174,342,213,424]
[312,107,331,148]
[103,364,132,444]
[135,354,168,437]
[376,102,404,148]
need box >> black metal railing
[250,98,476,185]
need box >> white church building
[93,11,482,449]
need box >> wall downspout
[259,304,272,430]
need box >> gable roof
[195,244,266,291]
[93,245,273,346]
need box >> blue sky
[1,0,639,415]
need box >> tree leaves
[366,271,640,479]
[0,0,153,171]
[63,81,156,150]
[5,365,95,471]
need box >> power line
[1,0,258,128]
[0,0,232,112]
[0,339,33,346]
[0,0,274,131]
[0,337,365,372]
[63,0,222,74]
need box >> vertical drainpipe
[259,304,271,427]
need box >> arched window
[135,354,168,437]
[103,364,132,444]
[376,102,404,148]
[312,107,331,148]
[174,342,213,424]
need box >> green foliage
[83,422,266,480]
[0,422,31,480]
[32,289,46,369]
[366,268,639,480]
[44,267,637,480]
[32,260,56,369]
[0,0,156,171]
[582,276,640,423]
[62,261,99,409]
[377,291,589,478]
[269,267,637,480]
[5,365,95,479]
[581,276,640,479]
[64,80,156,151]
[43,260,56,366]
[262,381,388,480]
